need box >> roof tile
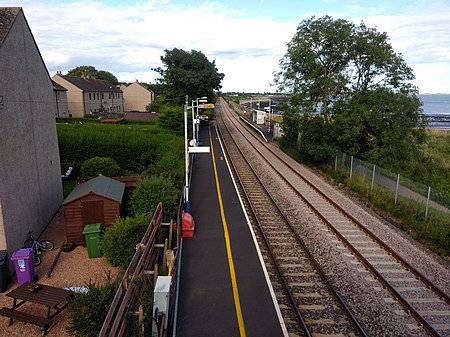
[0,7,21,47]
[58,74,122,93]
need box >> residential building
[0,7,63,255]
[52,80,68,117]
[122,80,154,112]
[52,72,123,117]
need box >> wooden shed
[63,176,125,245]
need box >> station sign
[188,146,210,153]
[198,103,215,109]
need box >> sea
[419,94,450,129]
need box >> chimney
[81,71,85,79]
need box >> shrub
[80,156,121,179]
[83,114,99,119]
[67,273,119,337]
[101,214,151,266]
[130,176,180,221]
[158,103,186,133]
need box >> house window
[101,93,104,99]
[89,93,91,100]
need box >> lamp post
[191,100,196,146]
[184,95,211,213]
[196,97,207,143]
[191,97,208,146]
[184,95,190,212]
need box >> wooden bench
[0,307,51,335]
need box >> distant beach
[419,94,450,129]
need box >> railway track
[215,103,367,336]
[215,97,450,337]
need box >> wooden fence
[99,202,168,337]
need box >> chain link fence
[331,151,450,219]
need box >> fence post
[350,156,354,180]
[169,219,173,249]
[371,164,376,193]
[334,155,338,171]
[425,186,431,220]
[154,263,159,285]
[162,239,168,274]
[394,174,400,205]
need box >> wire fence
[331,151,450,219]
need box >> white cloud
[353,3,450,93]
[411,62,450,94]
[3,0,449,93]
[10,0,294,91]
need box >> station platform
[241,115,273,142]
[175,123,286,337]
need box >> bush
[130,176,180,221]
[80,156,121,179]
[101,215,151,266]
[67,273,119,337]
[84,114,99,119]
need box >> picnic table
[0,282,73,336]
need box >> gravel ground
[0,207,122,337]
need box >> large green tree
[275,16,426,164]
[153,48,224,102]
[67,66,119,85]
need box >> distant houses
[52,80,69,117]
[52,72,124,117]
[0,7,63,254]
[121,80,154,112]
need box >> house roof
[55,73,122,93]
[63,176,125,205]
[123,80,154,93]
[52,80,67,91]
[0,7,21,47]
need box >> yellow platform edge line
[209,127,246,337]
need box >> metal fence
[331,151,450,218]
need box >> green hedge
[130,176,180,221]
[101,214,152,266]
[57,123,184,176]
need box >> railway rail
[215,97,450,337]
[216,104,366,336]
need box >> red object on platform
[182,211,195,238]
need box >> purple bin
[11,248,34,286]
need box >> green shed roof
[63,176,125,205]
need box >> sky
[2,0,449,93]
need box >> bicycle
[23,231,55,266]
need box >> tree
[154,48,224,102]
[67,66,119,85]
[275,16,425,163]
